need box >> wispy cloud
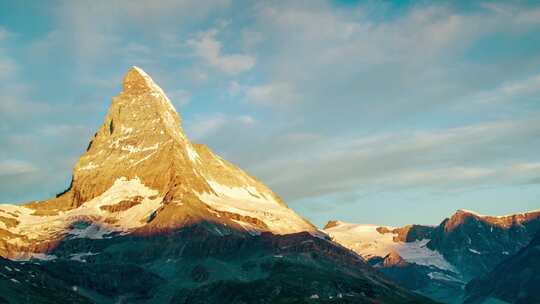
[188,26,256,75]
[186,113,256,140]
[241,117,540,200]
[1,1,540,222]
[229,81,299,106]
[0,160,38,176]
[473,74,540,104]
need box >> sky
[0,0,539,227]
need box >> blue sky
[1,0,540,227]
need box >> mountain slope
[465,231,540,304]
[0,256,92,303]
[34,226,434,303]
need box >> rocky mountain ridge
[427,208,540,279]
[324,208,540,303]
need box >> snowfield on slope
[325,222,456,271]
[0,177,163,250]
[197,180,315,235]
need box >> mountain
[0,67,433,303]
[465,231,540,304]
[323,208,540,303]
[426,209,540,279]
[0,66,316,260]
[324,221,463,303]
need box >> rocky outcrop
[389,224,435,242]
[100,196,144,212]
[382,251,409,267]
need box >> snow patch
[68,224,113,240]
[197,180,313,235]
[28,253,57,261]
[469,248,481,254]
[70,252,97,262]
[458,209,484,217]
[0,177,163,247]
[79,162,98,171]
[121,143,159,153]
[325,223,456,271]
[186,144,200,162]
[121,126,134,134]
[428,272,463,283]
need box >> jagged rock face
[71,66,196,205]
[0,67,316,259]
[427,209,540,279]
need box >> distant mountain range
[324,208,540,303]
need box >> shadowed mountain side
[0,257,93,303]
[464,231,540,304]
[4,223,436,304]
[427,209,540,279]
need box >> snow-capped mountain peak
[0,67,315,259]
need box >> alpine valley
[0,67,538,304]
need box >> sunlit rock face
[0,66,316,259]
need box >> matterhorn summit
[0,66,315,259]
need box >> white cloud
[168,89,192,108]
[188,28,255,75]
[245,83,298,106]
[44,0,231,64]
[244,117,540,200]
[0,52,17,80]
[0,29,17,80]
[0,160,38,176]
[0,27,11,41]
[229,81,299,106]
[473,74,540,104]
[186,113,256,140]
